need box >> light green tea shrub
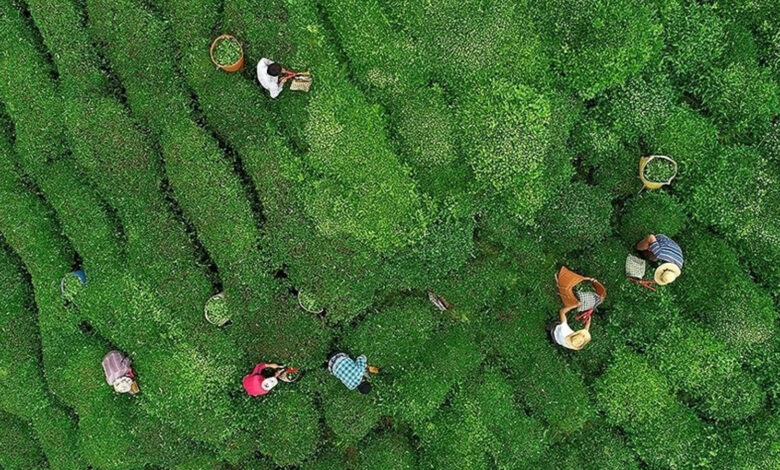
[596,351,708,468]
[619,192,687,245]
[648,323,764,421]
[356,432,417,470]
[0,412,46,469]
[537,182,613,254]
[532,0,663,98]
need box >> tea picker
[549,266,607,351]
[257,58,312,98]
[327,352,378,394]
[102,350,140,395]
[243,362,301,396]
[628,234,683,289]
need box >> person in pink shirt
[242,362,285,396]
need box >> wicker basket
[209,34,244,73]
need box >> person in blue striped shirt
[636,234,683,285]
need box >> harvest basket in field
[210,34,244,72]
[639,155,678,190]
[204,292,231,326]
[297,290,324,314]
[60,269,87,303]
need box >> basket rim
[640,154,678,186]
[204,292,230,326]
[209,34,244,69]
[297,290,325,314]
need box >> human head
[260,367,276,378]
[565,330,591,350]
[654,263,681,285]
[357,381,372,395]
[267,63,282,77]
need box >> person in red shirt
[242,362,285,396]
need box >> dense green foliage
[0,0,777,468]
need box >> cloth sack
[625,254,647,279]
[576,291,603,312]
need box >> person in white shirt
[257,58,294,99]
[549,308,592,351]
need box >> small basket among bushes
[60,270,87,303]
[204,292,231,327]
[210,34,244,73]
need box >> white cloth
[553,322,576,349]
[257,58,284,99]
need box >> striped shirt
[102,350,132,386]
[329,354,367,390]
[649,234,684,269]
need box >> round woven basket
[204,292,230,326]
[297,290,324,314]
[209,34,244,73]
[639,155,678,190]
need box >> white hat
[113,376,134,394]
[261,377,278,392]
[654,263,681,285]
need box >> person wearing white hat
[549,308,592,351]
[636,234,683,285]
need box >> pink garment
[243,363,269,396]
[102,350,132,386]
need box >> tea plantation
[0,0,778,468]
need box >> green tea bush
[457,82,567,223]
[392,327,483,426]
[356,432,417,470]
[569,113,640,197]
[679,232,777,358]
[342,297,440,374]
[417,384,492,470]
[719,414,780,469]
[383,0,548,93]
[532,0,663,98]
[648,323,764,421]
[536,182,613,255]
[319,371,382,447]
[491,310,593,437]
[696,62,780,143]
[28,0,215,322]
[418,371,546,469]
[596,71,677,141]
[596,350,708,469]
[0,412,47,470]
[657,0,726,84]
[646,104,721,196]
[255,389,320,466]
[619,192,687,245]
[537,419,640,470]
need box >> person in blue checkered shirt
[328,353,372,394]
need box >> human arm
[356,355,367,372]
[636,234,656,251]
[558,307,572,323]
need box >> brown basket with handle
[210,34,244,73]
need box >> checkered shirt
[329,354,367,390]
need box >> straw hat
[564,329,592,350]
[654,263,681,285]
